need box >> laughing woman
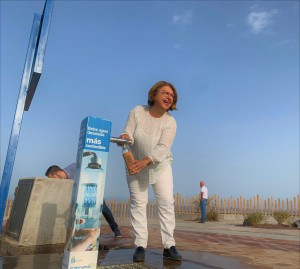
[119,81,182,262]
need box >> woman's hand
[118,134,132,146]
[128,157,151,174]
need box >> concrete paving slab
[1,218,299,269]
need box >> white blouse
[123,105,177,184]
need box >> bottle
[122,143,135,175]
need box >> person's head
[200,181,205,187]
[148,81,178,111]
[45,165,68,179]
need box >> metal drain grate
[98,263,157,269]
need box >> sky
[1,0,299,202]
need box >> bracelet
[145,157,152,166]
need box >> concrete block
[284,216,300,225]
[6,177,73,246]
[260,215,277,224]
[217,214,245,222]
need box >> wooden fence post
[298,195,300,216]
[223,198,226,214]
[186,197,189,213]
[234,199,237,214]
[271,196,274,215]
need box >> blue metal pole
[25,0,54,111]
[0,0,54,233]
[0,14,41,233]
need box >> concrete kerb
[175,212,245,222]
[175,212,300,226]
[180,220,298,240]
[115,217,300,242]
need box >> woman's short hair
[147,81,178,111]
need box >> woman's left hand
[128,159,148,174]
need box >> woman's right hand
[118,134,132,146]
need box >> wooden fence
[172,193,300,216]
[3,193,299,221]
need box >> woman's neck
[148,105,166,118]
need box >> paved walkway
[100,218,300,269]
[1,218,299,269]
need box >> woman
[119,81,182,262]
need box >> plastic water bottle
[122,144,135,175]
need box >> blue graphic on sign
[79,117,111,152]
[82,183,97,207]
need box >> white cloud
[270,39,291,48]
[173,10,194,27]
[173,44,182,50]
[246,9,278,34]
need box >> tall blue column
[0,0,54,233]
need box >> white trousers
[127,165,176,248]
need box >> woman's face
[153,86,174,111]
